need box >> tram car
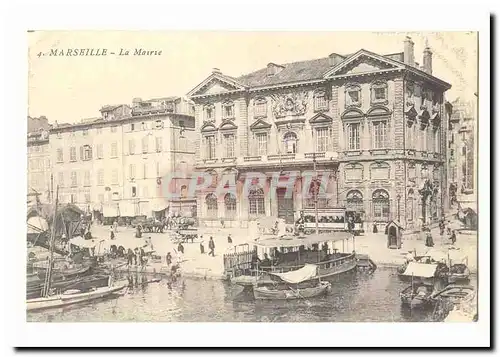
[296,207,365,235]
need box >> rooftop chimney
[422,46,433,75]
[328,53,344,66]
[267,63,284,77]
[403,36,415,66]
[212,68,221,74]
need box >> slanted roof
[269,264,319,284]
[255,232,353,248]
[236,57,332,88]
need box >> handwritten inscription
[37,48,163,57]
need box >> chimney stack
[328,53,344,66]
[423,46,433,75]
[212,68,221,74]
[403,36,415,66]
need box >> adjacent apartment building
[48,97,196,220]
[188,37,451,230]
[27,116,51,204]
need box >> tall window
[223,133,235,158]
[111,169,119,185]
[407,189,414,222]
[155,137,163,152]
[372,121,387,149]
[57,172,64,187]
[345,85,361,107]
[180,185,188,198]
[84,171,91,186]
[372,189,390,221]
[82,145,92,160]
[56,148,64,163]
[205,104,215,122]
[284,132,298,154]
[348,123,360,150]
[97,169,104,186]
[70,147,77,161]
[128,139,136,155]
[70,171,78,187]
[254,98,267,117]
[371,81,388,104]
[428,129,435,152]
[96,144,104,159]
[156,162,161,177]
[224,193,237,218]
[110,126,117,133]
[256,133,268,156]
[205,194,218,218]
[129,164,136,179]
[111,142,118,157]
[346,190,364,212]
[143,163,148,179]
[315,128,329,152]
[314,90,328,111]
[204,135,216,159]
[222,101,234,119]
[85,193,91,203]
[142,136,149,153]
[248,187,265,215]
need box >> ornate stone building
[188,37,451,230]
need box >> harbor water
[26,267,476,323]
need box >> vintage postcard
[17,25,488,348]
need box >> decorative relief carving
[271,91,309,118]
[406,81,415,108]
[370,162,390,180]
[344,163,364,182]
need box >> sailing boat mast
[42,185,59,297]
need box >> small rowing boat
[27,279,128,312]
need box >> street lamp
[396,194,401,222]
[312,153,319,235]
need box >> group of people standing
[198,236,216,257]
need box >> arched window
[283,132,298,154]
[346,190,363,212]
[372,189,390,221]
[407,189,414,222]
[248,187,265,215]
[224,193,237,219]
[205,194,218,218]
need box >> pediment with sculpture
[270,91,309,119]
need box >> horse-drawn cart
[169,229,198,244]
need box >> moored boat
[27,280,128,312]
[399,262,447,309]
[430,284,475,305]
[228,232,373,287]
[26,274,111,299]
[253,264,331,300]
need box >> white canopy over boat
[402,262,438,278]
[269,264,319,284]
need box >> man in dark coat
[227,234,233,244]
[208,237,215,257]
[177,242,184,254]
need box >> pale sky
[28,31,478,124]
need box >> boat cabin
[226,232,365,283]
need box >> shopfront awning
[103,204,119,218]
[151,199,169,212]
[119,201,138,217]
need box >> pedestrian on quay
[166,252,172,265]
[199,235,205,254]
[450,230,457,245]
[177,242,185,255]
[133,248,139,265]
[110,226,115,240]
[113,220,118,233]
[208,236,215,257]
[227,234,233,244]
[127,248,134,266]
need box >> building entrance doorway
[277,188,294,224]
